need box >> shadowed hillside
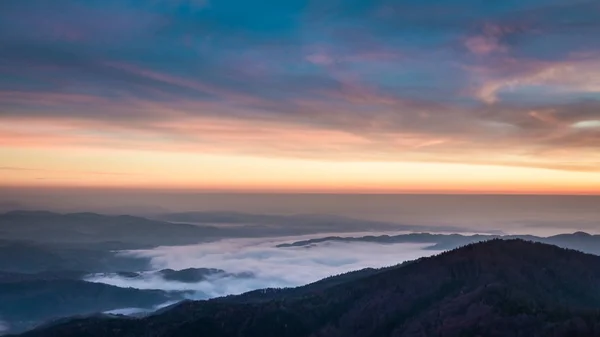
[0,279,182,334]
[17,239,600,337]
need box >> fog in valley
[2,191,600,335]
[86,237,443,299]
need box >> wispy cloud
[1,0,599,183]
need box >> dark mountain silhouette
[158,268,254,283]
[0,279,182,334]
[17,240,600,337]
[158,268,225,283]
[98,268,255,284]
[115,271,142,279]
[277,232,600,255]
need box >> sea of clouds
[85,233,443,299]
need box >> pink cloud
[0,91,108,106]
[343,51,402,62]
[470,57,600,103]
[105,62,278,109]
[306,52,335,65]
[463,23,521,56]
[464,35,506,55]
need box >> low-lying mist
[85,235,443,299]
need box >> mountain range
[0,211,226,275]
[16,239,600,337]
[0,210,495,274]
[0,210,483,251]
[278,231,600,255]
[154,211,483,235]
[0,211,223,250]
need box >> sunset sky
[1,0,600,193]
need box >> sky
[1,0,600,193]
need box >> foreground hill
[18,240,600,337]
[0,279,182,334]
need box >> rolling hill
[17,239,600,337]
[0,278,183,334]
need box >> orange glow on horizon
[2,145,600,195]
[2,111,600,196]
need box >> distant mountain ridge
[0,210,490,250]
[277,231,600,255]
[17,239,600,337]
[0,211,223,249]
[155,211,492,234]
[0,240,150,274]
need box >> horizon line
[1,185,600,196]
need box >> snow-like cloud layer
[86,234,442,299]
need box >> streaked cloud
[1,0,599,191]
